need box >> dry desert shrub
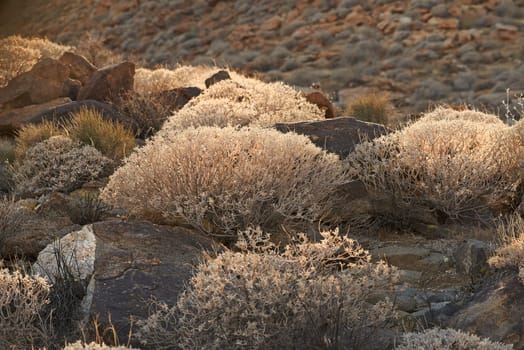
[397,328,513,350]
[137,228,398,350]
[134,65,217,94]
[488,213,524,284]
[14,135,113,197]
[15,120,64,160]
[0,268,52,349]
[101,126,346,240]
[163,97,257,130]
[116,90,173,138]
[0,35,71,87]
[346,108,523,225]
[64,108,136,161]
[162,78,323,132]
[420,106,505,124]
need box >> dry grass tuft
[64,108,136,161]
[15,120,64,160]
[489,213,524,284]
[346,92,391,125]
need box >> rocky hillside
[2,0,524,116]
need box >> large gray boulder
[33,220,215,346]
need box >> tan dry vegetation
[346,108,523,225]
[14,135,112,196]
[137,228,397,350]
[0,268,52,350]
[15,120,64,160]
[0,35,71,87]
[64,108,136,161]
[397,328,513,349]
[489,214,524,284]
[163,79,323,132]
[101,126,346,240]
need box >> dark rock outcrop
[156,86,202,111]
[0,58,70,110]
[274,117,390,159]
[205,70,231,88]
[77,61,135,103]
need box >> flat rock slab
[274,117,390,159]
[88,220,215,341]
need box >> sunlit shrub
[102,126,346,240]
[14,135,112,196]
[346,108,523,225]
[65,108,135,161]
[0,268,52,349]
[0,35,71,87]
[137,228,397,350]
[397,328,513,350]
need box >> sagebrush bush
[346,92,390,125]
[0,268,52,349]
[488,213,524,284]
[0,35,71,87]
[15,120,64,160]
[397,328,513,350]
[65,108,136,161]
[137,228,398,350]
[346,108,523,225]
[162,78,323,132]
[102,126,346,240]
[14,135,113,196]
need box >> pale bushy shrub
[102,126,346,239]
[163,78,323,131]
[346,108,523,224]
[397,328,513,350]
[163,97,258,130]
[137,229,398,350]
[489,214,524,284]
[14,136,112,196]
[0,268,52,349]
[420,106,505,124]
[0,35,71,87]
[62,341,138,350]
[134,65,218,94]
